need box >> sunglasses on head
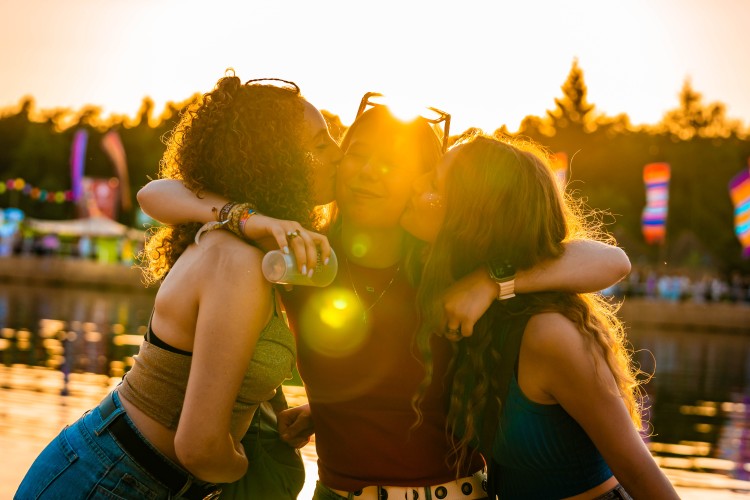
[355,92,451,153]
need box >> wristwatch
[487,259,516,300]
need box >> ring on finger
[444,327,462,341]
[287,229,302,240]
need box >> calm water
[0,282,154,383]
[2,282,750,475]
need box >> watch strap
[496,278,516,301]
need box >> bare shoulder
[523,311,586,362]
[190,230,267,288]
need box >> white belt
[331,469,487,500]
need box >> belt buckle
[203,488,222,500]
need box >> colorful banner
[101,130,131,211]
[550,152,568,188]
[82,177,119,220]
[642,162,670,245]
[728,166,750,257]
[69,129,88,202]
[0,177,72,203]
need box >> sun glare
[298,288,369,358]
[366,93,441,125]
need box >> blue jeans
[594,484,633,500]
[15,391,211,499]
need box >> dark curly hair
[141,74,322,283]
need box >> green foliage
[1,63,749,275]
[546,58,596,133]
[657,79,745,139]
[0,95,195,225]
[507,60,750,275]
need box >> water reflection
[2,281,750,479]
[0,282,154,386]
[628,326,750,477]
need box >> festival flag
[550,152,568,188]
[82,177,119,220]
[728,165,750,257]
[101,129,131,211]
[641,162,670,245]
[69,129,88,202]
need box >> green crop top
[117,303,296,431]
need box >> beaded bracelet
[224,202,256,240]
[238,207,257,237]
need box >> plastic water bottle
[261,248,337,287]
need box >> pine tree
[659,78,741,139]
[546,58,596,133]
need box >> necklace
[344,256,401,323]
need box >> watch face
[489,259,516,281]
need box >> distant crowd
[604,266,750,304]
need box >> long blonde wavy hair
[413,133,644,473]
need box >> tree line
[1,60,749,275]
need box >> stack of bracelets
[216,201,256,239]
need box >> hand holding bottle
[262,248,338,287]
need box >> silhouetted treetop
[518,59,599,137]
[658,78,744,139]
[548,58,597,132]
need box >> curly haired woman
[15,73,341,499]
[403,133,680,499]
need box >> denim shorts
[593,483,633,500]
[14,391,213,499]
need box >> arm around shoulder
[516,239,631,294]
[137,179,227,225]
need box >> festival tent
[24,215,144,240]
[23,215,145,264]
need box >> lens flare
[349,233,372,258]
[298,287,370,358]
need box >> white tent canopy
[25,215,144,240]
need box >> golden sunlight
[298,287,370,358]
[365,92,446,126]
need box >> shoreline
[618,297,750,333]
[0,255,155,293]
[1,255,749,330]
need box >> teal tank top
[490,372,613,499]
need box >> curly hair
[141,75,323,283]
[412,133,644,474]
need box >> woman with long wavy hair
[15,73,341,499]
[403,133,680,499]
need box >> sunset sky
[1,0,749,134]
